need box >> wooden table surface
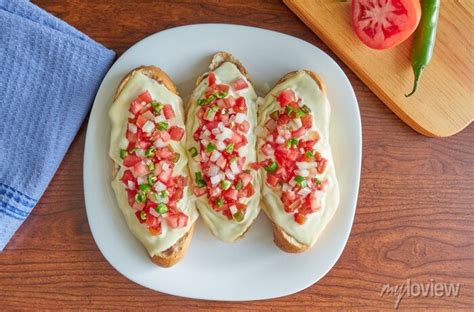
[1,1,473,310]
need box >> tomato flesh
[352,0,421,50]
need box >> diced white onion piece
[255,126,267,137]
[154,139,166,148]
[230,161,241,175]
[299,148,305,153]
[201,139,209,148]
[298,187,311,197]
[296,169,309,177]
[210,174,222,185]
[296,161,317,170]
[200,129,211,139]
[210,150,222,162]
[137,176,145,185]
[267,135,274,142]
[154,181,166,192]
[149,208,161,217]
[282,183,291,192]
[119,137,128,149]
[237,146,247,157]
[217,122,225,130]
[162,162,170,171]
[234,113,246,123]
[211,128,221,135]
[128,123,137,134]
[275,135,285,144]
[289,179,296,187]
[128,112,135,118]
[201,151,209,162]
[208,165,220,177]
[142,120,155,133]
[294,118,302,128]
[136,149,145,158]
[127,180,135,190]
[216,141,226,151]
[216,127,233,141]
[229,205,238,215]
[154,115,165,123]
[225,169,235,180]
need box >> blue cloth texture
[0,0,115,250]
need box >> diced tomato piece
[146,213,158,227]
[216,84,229,92]
[163,104,176,120]
[208,72,216,86]
[167,211,188,229]
[310,193,321,212]
[130,100,144,115]
[261,143,274,156]
[264,119,277,132]
[241,183,255,197]
[239,172,252,186]
[136,115,148,128]
[168,126,184,141]
[121,170,135,185]
[249,162,262,170]
[157,130,170,142]
[294,212,307,225]
[231,78,248,91]
[174,176,186,189]
[169,187,184,203]
[266,174,279,187]
[136,140,151,149]
[230,132,243,145]
[292,127,306,138]
[282,191,296,206]
[148,225,162,236]
[127,189,137,206]
[133,161,150,177]
[205,121,219,131]
[156,147,174,160]
[142,110,154,120]
[126,130,138,144]
[301,114,312,129]
[150,130,161,142]
[224,97,235,108]
[286,198,302,213]
[132,202,145,211]
[158,167,172,184]
[317,158,328,173]
[277,89,296,107]
[287,149,300,161]
[209,187,221,198]
[237,120,250,133]
[233,97,247,113]
[235,203,247,210]
[137,90,153,104]
[123,154,142,167]
[223,189,238,201]
[193,186,207,197]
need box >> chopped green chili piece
[225,143,234,153]
[139,184,151,193]
[285,105,294,115]
[147,162,155,171]
[315,178,322,186]
[172,153,180,163]
[147,175,157,185]
[233,211,244,222]
[145,146,155,158]
[188,146,198,157]
[130,147,139,154]
[195,172,207,187]
[215,91,228,99]
[295,109,306,118]
[140,211,147,221]
[215,198,224,207]
[156,203,168,214]
[220,180,232,190]
[157,121,168,130]
[149,192,159,202]
[120,149,128,159]
[151,101,163,113]
[301,105,311,114]
[197,98,206,106]
[134,192,146,203]
[305,151,314,158]
[206,105,219,118]
[294,175,307,188]
[235,179,242,190]
[206,143,216,153]
[230,156,237,163]
[264,160,278,173]
[205,94,216,104]
[287,137,298,148]
[158,190,168,198]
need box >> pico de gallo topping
[258,88,329,225]
[119,90,189,235]
[191,72,255,221]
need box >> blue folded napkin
[0,0,115,250]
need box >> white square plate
[84,24,361,301]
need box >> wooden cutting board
[284,0,473,137]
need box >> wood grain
[284,0,474,138]
[0,0,473,310]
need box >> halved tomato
[352,0,421,50]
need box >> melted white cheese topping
[257,71,340,247]
[109,72,198,256]
[186,62,261,242]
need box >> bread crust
[112,65,194,267]
[263,70,326,253]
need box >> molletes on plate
[186,52,261,242]
[109,66,198,267]
[256,70,340,253]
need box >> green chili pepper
[188,147,198,157]
[285,105,294,115]
[139,184,151,193]
[156,203,168,214]
[145,146,155,158]
[315,178,322,186]
[233,211,244,222]
[157,121,168,130]
[172,153,180,163]
[151,101,163,113]
[149,192,159,202]
[215,91,228,99]
[206,143,216,153]
[158,190,168,198]
[134,192,146,203]
[230,156,237,163]
[305,151,314,159]
[130,147,139,154]
[220,180,232,190]
[406,0,440,97]
[287,137,298,148]
[301,105,311,114]
[235,179,243,190]
[294,175,306,188]
[225,143,234,153]
[195,172,207,187]
[197,98,206,106]
[205,94,216,105]
[140,211,147,221]
[215,198,224,207]
[120,149,128,159]
[147,161,155,172]
[264,160,278,173]
[206,105,219,119]
[147,175,157,185]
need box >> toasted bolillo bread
[257,70,340,253]
[109,66,198,267]
[186,52,260,242]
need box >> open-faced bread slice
[185,52,260,242]
[257,70,340,253]
[109,66,198,267]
